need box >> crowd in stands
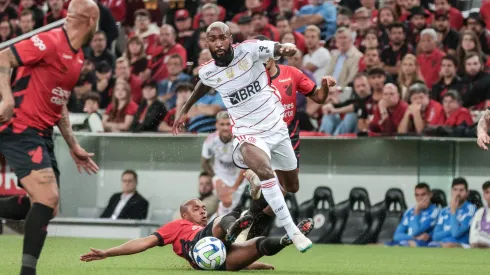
[5,0,490,136]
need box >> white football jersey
[199,40,287,136]
[201,131,240,187]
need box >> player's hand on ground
[322,76,336,88]
[80,248,108,262]
[70,144,99,175]
[172,113,188,135]
[477,132,490,150]
[0,100,14,123]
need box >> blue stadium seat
[431,189,447,208]
[468,190,483,209]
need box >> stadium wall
[17,133,489,218]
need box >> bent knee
[284,180,299,193]
[255,166,275,181]
[24,168,59,207]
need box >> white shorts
[232,127,297,171]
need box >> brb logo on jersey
[51,87,70,105]
[229,81,261,105]
[31,35,46,51]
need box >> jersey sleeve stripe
[9,45,23,66]
[151,232,164,246]
[305,85,317,96]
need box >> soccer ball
[192,237,227,270]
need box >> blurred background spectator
[130,81,167,132]
[102,79,138,132]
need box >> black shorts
[189,218,227,271]
[0,127,60,187]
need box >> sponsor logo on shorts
[28,146,43,164]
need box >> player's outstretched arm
[308,76,336,104]
[80,235,159,262]
[477,109,490,150]
[273,43,297,58]
[172,80,211,135]
[58,105,99,174]
[0,48,19,122]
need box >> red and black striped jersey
[4,27,84,134]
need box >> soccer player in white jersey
[202,111,247,217]
[470,181,490,248]
[173,22,313,252]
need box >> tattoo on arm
[0,49,18,102]
[57,105,78,149]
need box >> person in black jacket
[100,170,149,220]
[130,80,167,132]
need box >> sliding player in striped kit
[173,22,313,252]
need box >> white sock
[260,178,300,238]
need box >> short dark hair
[415,182,431,192]
[85,92,100,103]
[338,6,353,18]
[175,82,194,93]
[96,61,112,73]
[168,53,183,65]
[452,177,468,190]
[122,170,138,182]
[94,30,107,40]
[353,72,368,82]
[20,9,34,19]
[388,22,405,33]
[199,171,211,178]
[483,181,490,191]
[442,55,457,67]
[464,51,484,65]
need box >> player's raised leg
[225,218,314,271]
[239,142,312,252]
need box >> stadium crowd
[3,0,489,136]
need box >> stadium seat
[468,190,483,209]
[331,187,372,244]
[268,193,300,237]
[302,187,336,243]
[431,189,448,208]
[367,188,407,244]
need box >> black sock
[219,212,239,232]
[249,193,269,216]
[0,195,31,220]
[20,203,54,275]
[256,237,285,256]
[247,212,274,240]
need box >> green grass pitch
[1,235,490,274]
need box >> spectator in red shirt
[147,24,187,82]
[359,47,383,73]
[398,54,424,101]
[234,15,256,43]
[199,3,220,29]
[398,83,445,134]
[442,90,474,127]
[432,0,463,31]
[276,16,306,53]
[16,9,34,36]
[456,30,484,75]
[44,0,67,25]
[465,12,490,55]
[158,83,193,133]
[103,79,139,132]
[125,36,148,79]
[417,28,445,89]
[115,57,143,103]
[369,83,408,135]
[132,9,159,54]
[99,0,125,23]
[174,9,194,50]
[193,0,226,29]
[360,0,377,19]
[251,9,280,41]
[232,0,262,23]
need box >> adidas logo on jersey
[229,81,261,105]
